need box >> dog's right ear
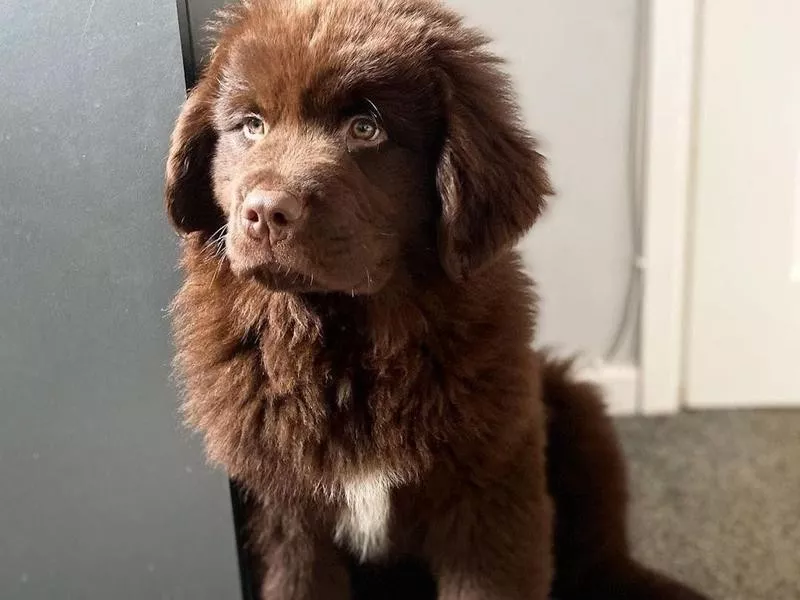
[165,78,224,236]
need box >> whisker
[204,224,228,249]
[364,97,383,122]
[201,225,230,265]
[208,256,224,289]
[213,238,227,258]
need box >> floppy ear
[165,78,224,236]
[435,41,553,281]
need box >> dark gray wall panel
[179,0,225,81]
[0,0,239,597]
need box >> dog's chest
[333,471,394,562]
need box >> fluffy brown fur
[165,1,709,598]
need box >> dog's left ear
[165,77,224,237]
[435,37,553,281]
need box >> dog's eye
[242,115,267,141]
[346,115,385,148]
[350,117,379,140]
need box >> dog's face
[166,0,551,293]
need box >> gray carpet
[616,410,800,600]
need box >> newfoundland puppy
[165,1,708,598]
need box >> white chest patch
[333,471,394,562]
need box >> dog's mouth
[226,229,384,295]
[236,259,375,296]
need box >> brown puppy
[165,1,709,598]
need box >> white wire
[604,0,649,362]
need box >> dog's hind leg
[540,355,711,600]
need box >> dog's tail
[539,354,710,600]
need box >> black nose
[241,190,303,242]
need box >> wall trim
[639,0,699,415]
[578,364,639,417]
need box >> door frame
[638,0,700,414]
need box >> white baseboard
[577,364,640,416]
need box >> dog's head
[166,0,551,293]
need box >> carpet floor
[616,409,800,600]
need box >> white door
[685,0,800,408]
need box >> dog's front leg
[425,452,553,600]
[245,499,351,600]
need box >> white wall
[450,0,640,362]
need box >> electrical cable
[603,0,649,362]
